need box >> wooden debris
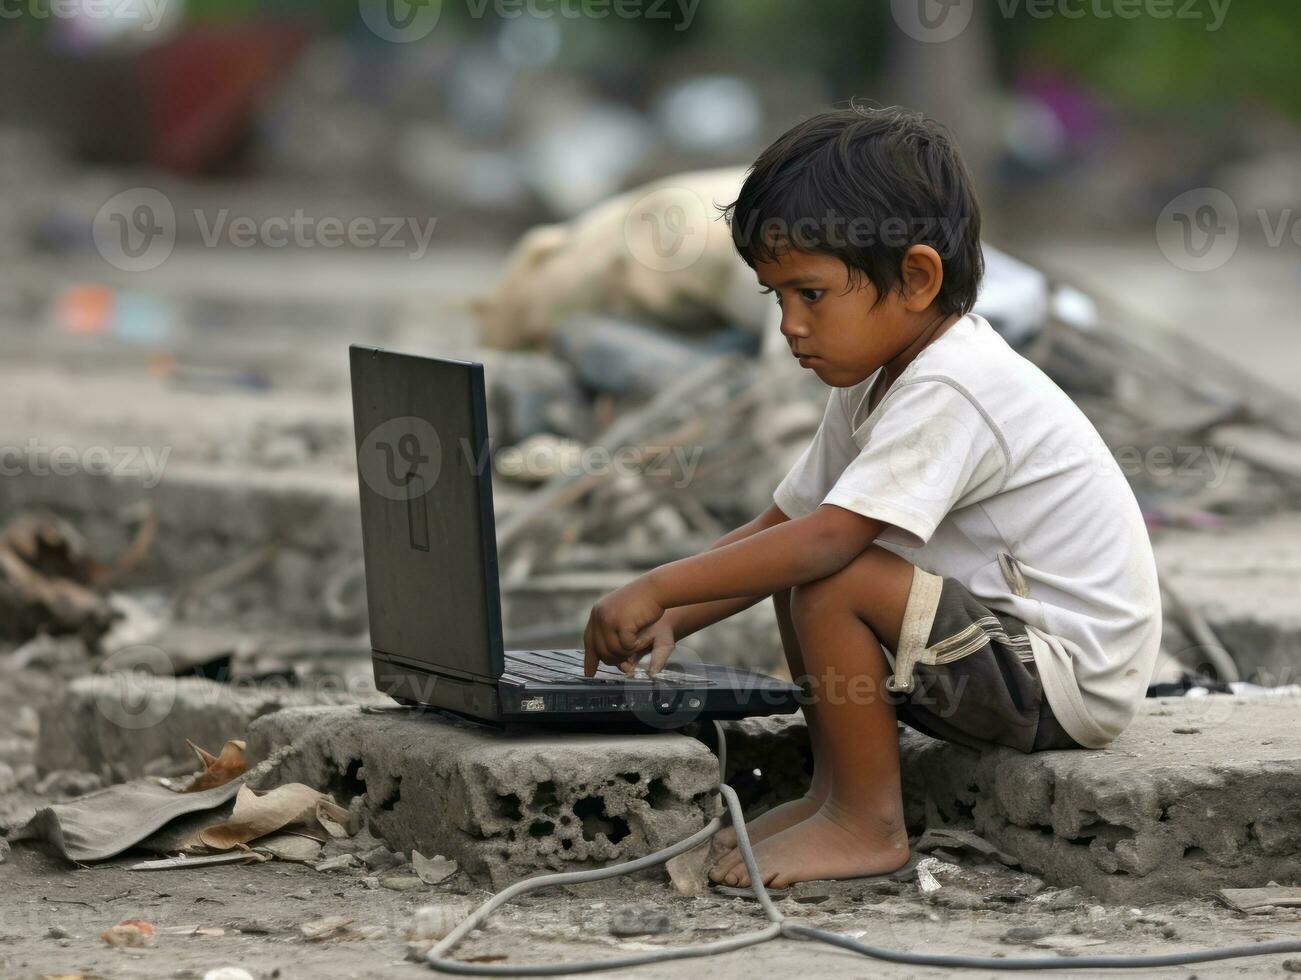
[1219,886,1301,912]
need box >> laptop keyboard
[504,649,713,687]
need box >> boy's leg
[711,588,831,854]
[711,546,915,888]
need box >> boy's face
[755,249,915,388]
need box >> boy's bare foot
[711,791,826,855]
[708,804,909,889]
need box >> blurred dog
[471,166,782,357]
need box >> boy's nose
[779,314,810,340]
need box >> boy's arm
[585,504,884,671]
[662,502,791,641]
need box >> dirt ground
[3,663,1300,980]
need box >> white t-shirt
[773,313,1162,747]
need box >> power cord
[424,721,1301,974]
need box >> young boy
[582,105,1162,888]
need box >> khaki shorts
[885,568,1081,754]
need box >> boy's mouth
[793,351,820,367]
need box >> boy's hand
[583,578,665,676]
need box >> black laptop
[349,345,801,729]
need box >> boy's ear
[899,245,944,312]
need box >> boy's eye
[799,288,824,303]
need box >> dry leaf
[253,832,325,864]
[316,798,353,838]
[199,784,341,850]
[184,739,247,793]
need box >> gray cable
[425,720,1301,975]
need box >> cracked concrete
[245,705,721,887]
[36,675,367,781]
[725,696,1301,903]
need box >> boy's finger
[646,636,676,677]
[583,620,597,676]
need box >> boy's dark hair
[722,104,983,317]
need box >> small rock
[361,876,380,889]
[100,918,155,947]
[1281,958,1301,973]
[408,902,473,942]
[665,841,711,897]
[36,769,103,797]
[204,968,256,980]
[609,907,673,937]
[1172,727,1201,735]
[314,854,360,873]
[299,915,355,941]
[1033,886,1086,911]
[1002,925,1052,943]
[407,940,436,962]
[412,851,458,885]
[790,882,833,904]
[360,845,404,871]
[47,924,71,939]
[382,875,426,892]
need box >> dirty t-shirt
[773,313,1162,747]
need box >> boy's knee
[790,546,908,625]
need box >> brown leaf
[184,739,247,793]
[199,784,342,850]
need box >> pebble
[203,970,255,980]
[360,845,405,871]
[381,875,426,892]
[1283,959,1301,974]
[609,907,673,937]
[315,854,360,873]
[408,902,474,942]
[1002,925,1052,943]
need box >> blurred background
[1,0,1299,708]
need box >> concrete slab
[724,697,1301,903]
[36,675,367,781]
[1156,515,1301,684]
[245,705,720,888]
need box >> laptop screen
[349,346,505,680]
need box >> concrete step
[724,697,1301,903]
[244,705,721,889]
